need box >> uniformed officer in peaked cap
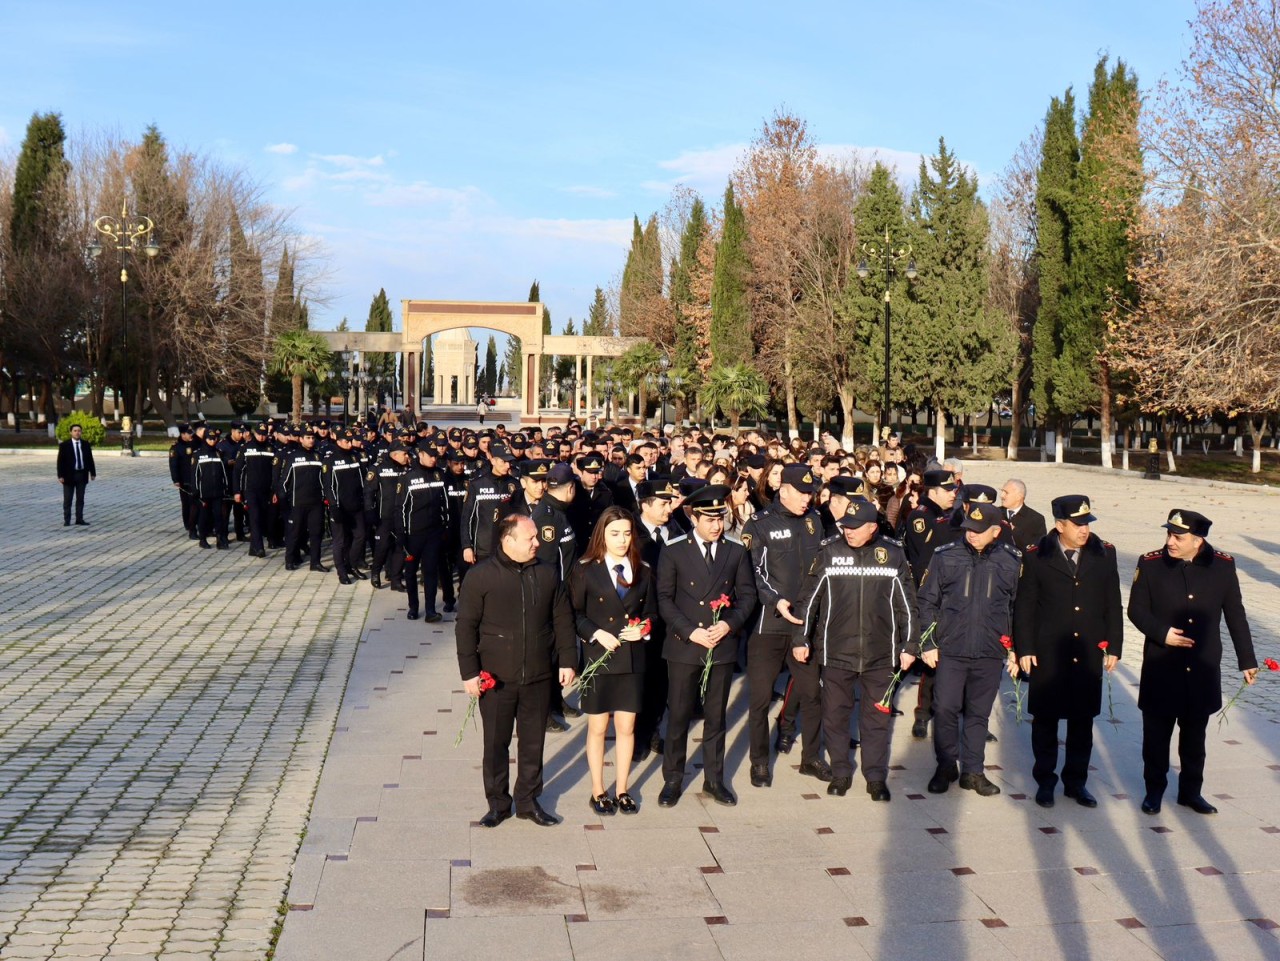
[1128,508,1258,816]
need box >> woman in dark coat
[569,506,658,815]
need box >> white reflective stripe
[821,567,897,576]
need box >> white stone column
[585,355,594,424]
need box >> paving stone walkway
[276,460,1280,961]
[0,454,370,960]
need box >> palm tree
[614,342,663,421]
[270,329,333,423]
[700,362,770,431]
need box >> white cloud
[561,184,618,199]
[363,181,487,211]
[493,217,632,247]
[314,153,385,169]
[266,142,297,155]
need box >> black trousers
[243,492,271,553]
[402,530,441,616]
[914,662,937,721]
[178,489,195,532]
[286,503,324,566]
[822,665,894,782]
[62,473,88,522]
[635,643,668,748]
[329,506,367,576]
[933,655,1002,775]
[438,534,460,605]
[479,677,551,813]
[1031,714,1094,792]
[778,675,800,736]
[371,517,404,584]
[747,633,821,766]
[222,498,246,538]
[664,658,734,786]
[198,497,229,542]
[1142,710,1209,800]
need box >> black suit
[56,437,96,524]
[633,519,680,744]
[656,534,757,787]
[1006,505,1048,552]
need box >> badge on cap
[802,471,813,484]
[1169,511,1184,528]
[1073,500,1092,518]
[970,507,985,522]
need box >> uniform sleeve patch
[913,518,926,534]
[541,525,556,542]
[742,532,753,550]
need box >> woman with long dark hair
[568,506,657,815]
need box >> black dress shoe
[443,601,457,613]
[798,760,834,782]
[338,574,353,585]
[546,716,570,733]
[928,763,959,794]
[589,794,616,816]
[285,562,299,571]
[986,731,998,743]
[702,782,737,806]
[774,726,795,755]
[215,541,229,550]
[749,764,772,788]
[310,563,331,573]
[561,703,583,718]
[370,574,385,589]
[406,611,419,620]
[424,612,442,623]
[959,773,1001,797]
[827,776,852,797]
[657,781,682,807]
[391,581,407,592]
[912,719,929,739]
[1177,795,1218,815]
[1035,786,1056,808]
[350,569,369,580]
[75,519,89,526]
[199,539,212,549]
[1141,795,1162,815]
[516,804,559,827]
[866,780,891,802]
[188,530,200,540]
[1064,787,1098,808]
[478,808,512,828]
[235,534,248,542]
[64,520,70,527]
[632,743,651,763]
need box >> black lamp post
[603,374,615,425]
[88,200,159,452]
[857,228,916,440]
[656,355,671,433]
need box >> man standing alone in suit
[57,424,96,526]
[1000,479,1047,552]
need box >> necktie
[614,563,629,599]
[653,526,663,545]
[74,440,82,471]
[1066,549,1078,569]
[703,541,714,567]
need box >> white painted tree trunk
[935,408,947,462]
[1055,426,1065,464]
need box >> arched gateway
[316,299,641,423]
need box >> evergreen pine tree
[710,184,751,367]
[10,112,68,252]
[671,197,709,416]
[364,287,394,404]
[484,336,498,398]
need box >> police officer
[901,469,960,738]
[439,450,469,610]
[217,422,248,542]
[397,443,449,622]
[631,478,681,761]
[278,428,328,572]
[324,428,369,585]
[918,502,1021,797]
[367,441,410,590]
[235,423,277,558]
[793,499,919,801]
[460,443,521,570]
[194,428,230,550]
[1014,495,1123,809]
[568,453,614,552]
[656,485,758,808]
[169,423,199,538]
[531,463,579,581]
[1129,509,1258,816]
[741,463,828,787]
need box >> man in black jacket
[1128,509,1258,816]
[169,423,199,537]
[793,499,919,801]
[194,429,230,549]
[1014,495,1122,809]
[456,515,577,828]
[235,423,276,559]
[323,429,369,585]
[1000,479,1048,552]
[278,428,327,572]
[366,442,410,590]
[56,424,96,526]
[396,444,449,622]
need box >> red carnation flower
[1098,640,1109,651]
[1265,658,1279,672]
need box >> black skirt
[580,671,643,715]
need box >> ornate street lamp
[656,354,671,433]
[857,228,916,439]
[88,200,159,453]
[602,373,616,425]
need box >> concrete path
[276,461,1280,961]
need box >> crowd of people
[164,414,1261,829]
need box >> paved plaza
[1,453,1279,960]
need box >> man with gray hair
[942,457,964,486]
[1000,479,1047,552]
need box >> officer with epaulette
[169,422,199,538]
[460,443,520,572]
[235,422,277,558]
[793,499,919,801]
[951,483,1014,548]
[531,462,582,730]
[366,441,410,590]
[396,442,449,622]
[1128,509,1258,816]
[901,469,961,738]
[817,475,860,537]
[278,427,328,573]
[323,428,369,585]
[439,449,469,611]
[568,453,614,552]
[741,463,829,787]
[217,422,248,542]
[1013,495,1123,809]
[194,428,231,550]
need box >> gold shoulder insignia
[1214,550,1234,561]
[742,532,753,550]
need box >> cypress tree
[671,197,709,397]
[484,335,498,398]
[10,112,68,252]
[364,287,394,403]
[710,184,751,367]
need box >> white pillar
[585,355,594,424]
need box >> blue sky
[0,0,1197,334]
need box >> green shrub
[56,411,106,445]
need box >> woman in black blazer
[569,505,658,815]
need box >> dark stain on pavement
[458,866,578,909]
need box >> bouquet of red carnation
[1217,657,1279,730]
[1098,641,1119,724]
[454,671,496,747]
[1000,635,1025,724]
[876,669,903,714]
[700,595,731,699]
[576,618,652,694]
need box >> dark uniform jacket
[322,447,365,511]
[276,448,324,507]
[902,498,959,586]
[1013,532,1123,718]
[169,438,197,491]
[459,470,519,558]
[569,557,658,676]
[793,535,918,674]
[455,552,577,685]
[568,480,614,551]
[741,502,824,635]
[396,465,449,536]
[531,493,577,581]
[917,540,1022,659]
[235,440,276,497]
[365,459,405,519]
[1128,542,1256,716]
[194,442,229,501]
[1006,505,1048,553]
[656,535,757,667]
